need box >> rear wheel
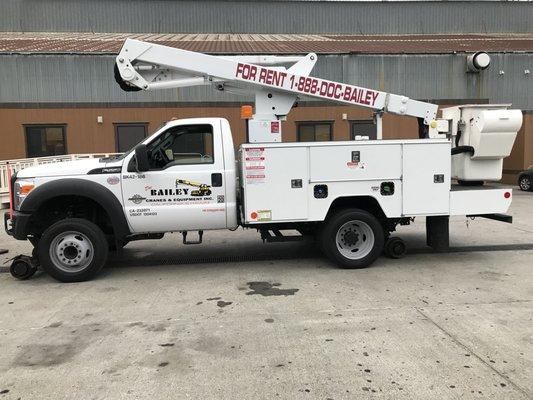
[38,218,108,282]
[519,175,531,192]
[320,209,384,269]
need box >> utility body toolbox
[240,139,453,224]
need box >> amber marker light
[241,105,253,119]
[19,184,35,195]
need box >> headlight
[13,179,35,210]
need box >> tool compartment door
[402,142,451,215]
[243,146,308,222]
[309,143,402,181]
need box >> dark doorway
[115,123,148,152]
[351,120,377,140]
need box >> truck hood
[16,158,123,178]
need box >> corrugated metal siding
[1,1,532,34]
[1,53,532,109]
[0,54,249,104]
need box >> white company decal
[127,179,214,207]
[235,63,382,107]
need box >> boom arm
[115,38,438,139]
[114,39,522,183]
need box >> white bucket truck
[5,39,522,282]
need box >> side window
[147,124,214,169]
[25,125,67,157]
[297,122,332,142]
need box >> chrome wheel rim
[335,220,375,260]
[520,177,531,191]
[49,231,94,273]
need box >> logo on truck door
[128,194,147,204]
[128,179,215,207]
[133,178,215,205]
[175,179,212,197]
[143,180,212,198]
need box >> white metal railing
[0,153,120,205]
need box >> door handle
[211,173,223,187]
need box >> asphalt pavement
[0,189,532,399]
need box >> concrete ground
[0,189,532,400]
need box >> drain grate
[409,243,533,255]
[107,251,318,268]
[2,243,533,273]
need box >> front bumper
[4,210,32,240]
[4,211,12,235]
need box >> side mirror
[134,144,150,172]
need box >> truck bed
[238,139,512,225]
[239,138,455,224]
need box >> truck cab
[8,117,238,235]
[119,117,238,233]
[5,118,239,282]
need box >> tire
[518,175,532,192]
[10,256,38,280]
[384,236,406,259]
[37,218,108,282]
[320,209,384,269]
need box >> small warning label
[245,174,266,184]
[245,148,266,184]
[347,161,365,170]
[245,147,264,157]
[256,209,272,221]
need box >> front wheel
[518,175,532,192]
[38,218,109,282]
[320,209,384,269]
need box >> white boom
[115,38,439,140]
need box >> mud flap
[426,216,449,252]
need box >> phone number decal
[235,63,382,107]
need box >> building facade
[0,0,532,183]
